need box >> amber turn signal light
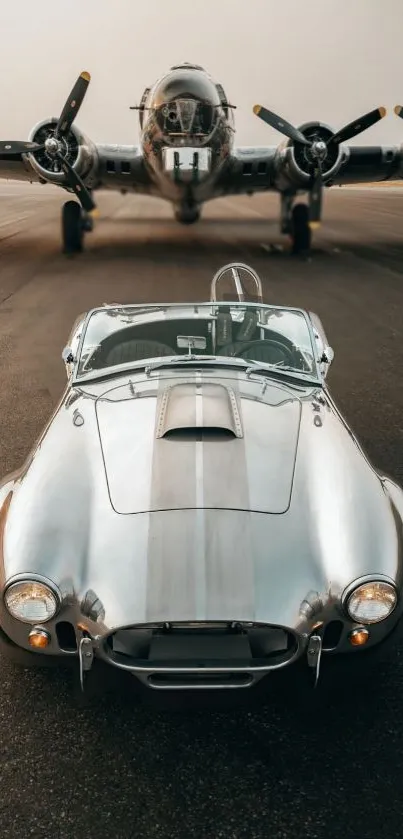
[28,628,51,648]
[349,628,369,647]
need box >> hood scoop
[156,383,243,439]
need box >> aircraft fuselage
[138,64,235,218]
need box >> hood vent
[156,382,243,439]
[163,427,235,442]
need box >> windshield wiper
[244,361,317,380]
[144,354,219,374]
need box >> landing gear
[280,194,294,235]
[62,200,94,254]
[174,204,200,225]
[280,196,312,255]
[62,201,83,254]
[290,203,311,255]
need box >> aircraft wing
[0,143,154,196]
[0,149,38,182]
[214,143,403,199]
[88,144,153,195]
[328,145,402,185]
[214,144,403,204]
[213,148,278,197]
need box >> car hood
[95,375,302,514]
[1,369,401,629]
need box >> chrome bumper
[94,621,302,691]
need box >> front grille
[104,621,298,670]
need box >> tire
[174,206,200,225]
[291,202,311,254]
[62,200,83,254]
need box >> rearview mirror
[177,335,207,353]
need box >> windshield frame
[71,301,322,386]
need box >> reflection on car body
[0,264,402,699]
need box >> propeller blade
[329,106,386,145]
[394,105,403,119]
[253,105,311,146]
[309,164,323,226]
[0,141,45,155]
[55,71,91,138]
[57,153,96,213]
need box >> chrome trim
[307,633,322,687]
[79,636,94,691]
[97,656,301,690]
[146,674,255,691]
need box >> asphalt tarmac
[1,182,403,839]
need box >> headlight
[346,581,397,624]
[4,580,59,623]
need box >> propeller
[55,71,90,138]
[253,103,387,224]
[0,71,95,213]
[253,105,311,146]
[0,140,45,155]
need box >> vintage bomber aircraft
[1,62,403,254]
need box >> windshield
[75,302,318,381]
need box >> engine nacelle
[24,118,98,186]
[273,122,346,190]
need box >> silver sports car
[1,263,402,697]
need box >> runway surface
[1,182,403,838]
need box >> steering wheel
[232,339,295,366]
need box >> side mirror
[62,346,74,363]
[321,346,334,365]
[62,346,75,377]
[319,345,334,379]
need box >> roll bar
[210,263,263,304]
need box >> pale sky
[1,0,403,147]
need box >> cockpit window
[147,70,225,142]
[150,70,221,109]
[155,100,216,136]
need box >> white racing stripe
[194,373,206,618]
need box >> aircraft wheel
[291,203,311,254]
[62,201,84,254]
[174,205,200,224]
[81,212,94,233]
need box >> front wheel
[174,205,200,225]
[62,200,84,254]
[290,202,311,254]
